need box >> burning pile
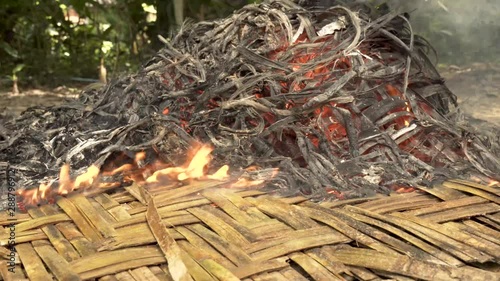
[1,0,499,207]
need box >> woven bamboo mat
[1,179,499,281]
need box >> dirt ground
[0,87,79,117]
[441,63,500,126]
[1,65,499,127]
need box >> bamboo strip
[444,222,500,256]
[70,194,117,238]
[201,189,255,225]
[176,227,235,269]
[222,192,269,221]
[245,226,348,254]
[442,181,500,204]
[27,208,80,262]
[344,205,462,266]
[71,246,165,273]
[392,212,499,260]
[279,267,310,281]
[251,271,289,281]
[250,231,351,261]
[486,213,500,224]
[313,247,354,276]
[99,222,184,251]
[353,192,424,210]
[114,210,195,228]
[0,246,10,258]
[333,246,499,281]
[14,213,71,232]
[0,261,26,281]
[125,183,148,205]
[127,198,211,216]
[232,257,289,279]
[0,213,30,227]
[98,274,120,280]
[318,196,379,209]
[332,207,444,263]
[129,266,164,281]
[55,221,97,256]
[343,266,379,281]
[476,216,500,230]
[388,213,491,263]
[32,240,81,281]
[246,219,292,240]
[94,193,120,210]
[148,265,176,281]
[403,196,487,216]
[153,181,225,206]
[0,229,47,246]
[416,184,467,200]
[112,271,134,280]
[199,259,240,281]
[247,196,318,229]
[146,198,193,281]
[298,205,398,255]
[175,245,217,281]
[187,223,253,265]
[420,203,500,223]
[57,196,103,243]
[110,190,136,203]
[289,252,345,281]
[188,207,251,248]
[39,204,96,257]
[462,219,500,244]
[89,199,118,224]
[449,179,500,196]
[15,243,52,280]
[366,195,439,214]
[106,205,133,221]
[196,205,259,242]
[79,257,167,280]
[371,269,416,281]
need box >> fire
[146,144,229,183]
[17,164,101,206]
[17,143,276,208]
[470,175,500,187]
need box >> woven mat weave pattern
[1,179,499,280]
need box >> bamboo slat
[1,179,499,281]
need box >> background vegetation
[0,0,253,90]
[1,0,499,91]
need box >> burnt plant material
[0,0,499,201]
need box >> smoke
[389,0,500,65]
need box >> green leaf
[13,64,25,74]
[0,42,19,58]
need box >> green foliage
[0,0,250,88]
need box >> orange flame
[16,143,278,208]
[17,164,101,205]
[146,144,229,183]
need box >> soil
[441,63,500,126]
[1,65,499,126]
[0,87,79,117]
